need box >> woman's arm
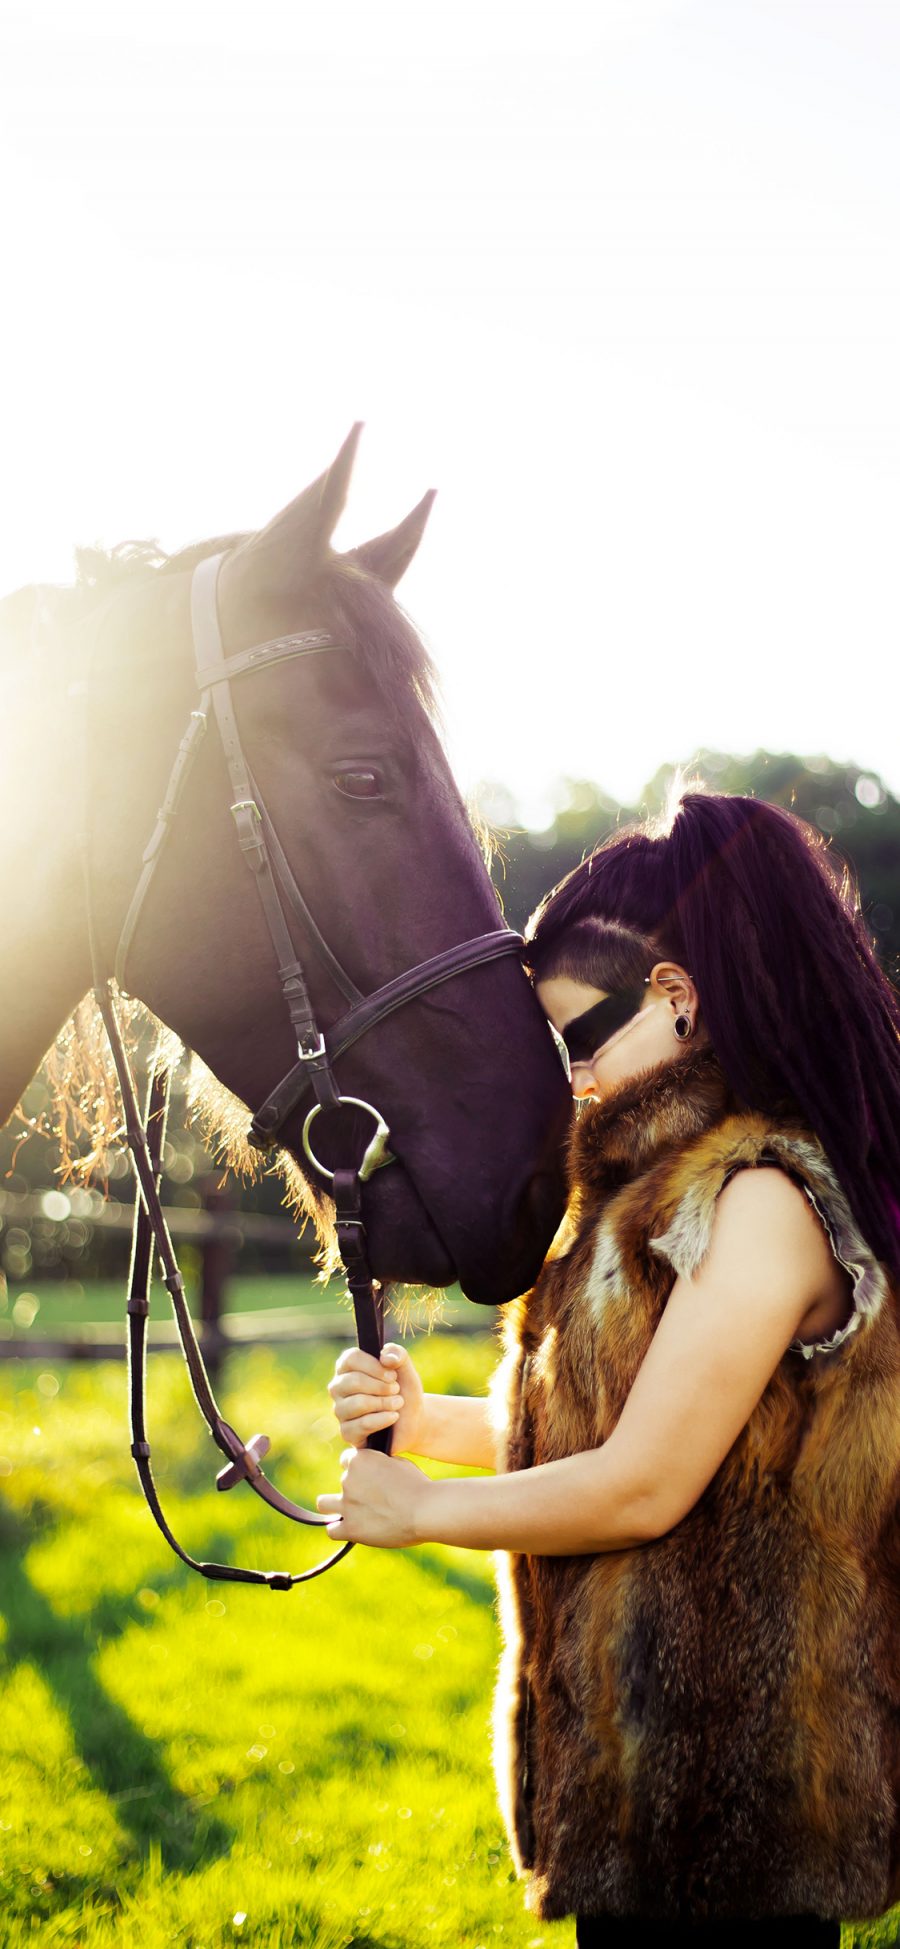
[318,1169,841,1552]
[415,1393,499,1470]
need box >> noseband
[86,552,524,1589]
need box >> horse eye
[333,768,383,800]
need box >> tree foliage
[479,750,900,986]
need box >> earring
[674,1012,692,1040]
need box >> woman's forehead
[535,973,610,1029]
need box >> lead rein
[104,981,358,1588]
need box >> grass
[0,1324,567,1948]
[1,1275,330,1329]
[0,1308,897,1948]
[0,1274,476,1335]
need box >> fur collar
[567,1040,744,1200]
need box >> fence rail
[0,1188,320,1366]
[0,1190,485,1363]
[0,1303,486,1364]
[0,1187,314,1250]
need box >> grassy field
[1,1274,330,1328]
[0,1320,566,1949]
[0,1272,475,1335]
[0,1304,896,1948]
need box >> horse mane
[32,983,447,1329]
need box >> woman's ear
[647,961,696,1016]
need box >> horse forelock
[66,531,444,734]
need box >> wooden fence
[0,1186,481,1365]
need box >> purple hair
[525,787,900,1282]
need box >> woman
[318,788,900,1946]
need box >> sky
[2,0,899,826]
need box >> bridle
[86,550,525,1589]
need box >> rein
[85,551,524,1589]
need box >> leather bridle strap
[106,989,358,1587]
[245,771,362,1009]
[191,555,347,1117]
[249,926,525,1148]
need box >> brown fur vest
[487,1042,900,1924]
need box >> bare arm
[421,1167,840,1552]
[319,1169,845,1552]
[417,1391,499,1470]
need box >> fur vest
[488,1041,900,1924]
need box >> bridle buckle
[297,1030,327,1061]
[230,798,265,860]
[302,1097,396,1184]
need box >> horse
[0,425,571,1582]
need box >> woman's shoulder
[710,1164,857,1351]
[649,1109,893,1360]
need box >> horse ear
[345,488,437,588]
[238,422,365,580]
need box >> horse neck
[0,667,92,1125]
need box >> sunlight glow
[2,0,898,816]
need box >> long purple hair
[525,786,900,1283]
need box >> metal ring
[302,1097,396,1184]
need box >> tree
[477,751,900,983]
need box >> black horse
[0,425,570,1309]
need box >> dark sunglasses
[560,980,651,1065]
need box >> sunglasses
[559,980,651,1067]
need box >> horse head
[3,427,572,1306]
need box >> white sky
[2,0,898,824]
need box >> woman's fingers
[329,1364,399,1395]
[336,1389,403,1418]
[329,1379,401,1411]
[333,1347,390,1382]
[329,1364,399,1389]
[338,1405,402,1447]
[328,1345,417,1451]
[346,1408,401,1439]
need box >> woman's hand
[327,1341,427,1456]
[315,1445,435,1547]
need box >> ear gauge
[674,1012,693,1040]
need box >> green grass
[0,1320,896,1948]
[0,1327,569,1948]
[0,1274,475,1333]
[2,1274,321,1330]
